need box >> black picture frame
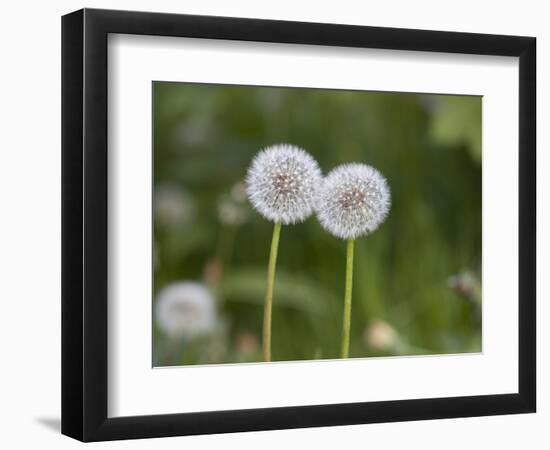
[61,8,536,442]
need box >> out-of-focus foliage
[153,82,482,366]
[429,95,482,162]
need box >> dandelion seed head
[316,163,391,240]
[246,144,322,224]
[364,320,398,351]
[155,281,217,340]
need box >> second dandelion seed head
[316,163,391,240]
[246,144,322,225]
[155,281,217,340]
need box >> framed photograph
[61,8,536,441]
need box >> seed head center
[338,187,367,210]
[272,173,298,195]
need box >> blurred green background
[153,82,482,366]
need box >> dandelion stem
[263,222,281,362]
[341,238,355,358]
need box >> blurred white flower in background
[218,200,249,226]
[155,282,217,340]
[154,184,194,227]
[364,320,398,351]
[246,144,322,224]
[448,270,481,303]
[218,182,249,226]
[174,117,213,147]
[231,182,247,203]
[316,163,391,240]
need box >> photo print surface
[152,82,482,367]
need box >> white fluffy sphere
[316,163,391,240]
[155,282,217,340]
[246,144,322,225]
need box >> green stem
[341,239,355,358]
[263,222,282,362]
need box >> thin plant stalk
[340,238,355,358]
[263,222,282,362]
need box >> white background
[0,0,547,448]
[109,35,519,416]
